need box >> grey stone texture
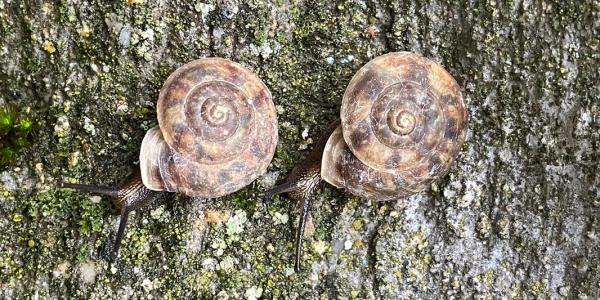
[0,0,598,298]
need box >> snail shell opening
[322,52,468,200]
[321,125,417,201]
[140,58,277,198]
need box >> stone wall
[0,0,598,298]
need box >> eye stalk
[61,168,162,260]
[260,120,340,272]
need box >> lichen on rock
[0,0,598,299]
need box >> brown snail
[62,57,278,258]
[262,52,468,271]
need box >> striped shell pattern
[321,52,467,201]
[139,58,278,198]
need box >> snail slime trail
[261,52,468,271]
[62,57,278,261]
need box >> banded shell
[322,52,467,200]
[140,58,278,198]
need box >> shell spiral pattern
[140,58,277,198]
[324,52,467,200]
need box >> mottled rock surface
[0,0,598,298]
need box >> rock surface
[0,0,598,298]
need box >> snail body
[62,58,278,258]
[262,52,468,271]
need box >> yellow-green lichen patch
[42,40,57,53]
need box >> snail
[261,52,468,271]
[62,57,278,258]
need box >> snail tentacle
[259,120,340,271]
[112,185,162,260]
[259,180,300,200]
[60,183,118,197]
[62,168,163,260]
[112,206,130,260]
[294,195,310,272]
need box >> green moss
[231,190,256,212]
[0,104,17,135]
[0,104,36,168]
[0,147,17,165]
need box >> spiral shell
[322,52,467,200]
[140,58,277,198]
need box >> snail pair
[63,52,468,272]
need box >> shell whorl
[323,52,467,200]
[140,58,278,198]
